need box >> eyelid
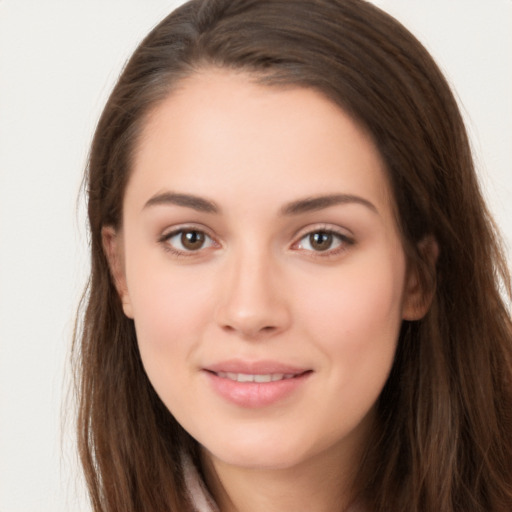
[159,222,214,237]
[292,223,354,241]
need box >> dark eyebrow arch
[143,192,219,213]
[281,194,378,216]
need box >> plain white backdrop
[0,1,510,511]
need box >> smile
[215,372,297,383]
[204,363,312,408]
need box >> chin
[209,448,307,471]
[200,430,330,471]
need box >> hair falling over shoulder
[73,0,512,510]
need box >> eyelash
[158,225,354,258]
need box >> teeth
[216,372,294,382]
[254,374,272,383]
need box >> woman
[74,0,512,510]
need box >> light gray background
[0,1,510,511]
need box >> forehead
[127,69,395,220]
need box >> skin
[104,70,429,512]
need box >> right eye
[161,228,216,254]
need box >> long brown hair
[74,0,512,510]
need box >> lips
[203,360,312,408]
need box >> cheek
[126,261,218,412]
[125,252,215,359]
[298,257,406,431]
[296,253,405,377]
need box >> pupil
[182,230,205,250]
[310,231,332,251]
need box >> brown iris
[181,230,206,250]
[309,231,333,251]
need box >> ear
[101,226,134,319]
[402,235,439,321]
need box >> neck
[200,440,366,512]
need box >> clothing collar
[182,453,219,512]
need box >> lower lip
[204,371,311,408]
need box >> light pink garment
[182,454,219,512]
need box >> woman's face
[107,70,423,471]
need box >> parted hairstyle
[74,0,512,510]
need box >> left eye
[296,230,346,252]
[163,229,215,252]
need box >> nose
[214,248,291,339]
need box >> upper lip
[204,359,310,375]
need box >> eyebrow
[142,191,378,216]
[143,192,219,213]
[281,194,378,216]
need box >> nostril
[220,322,279,338]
